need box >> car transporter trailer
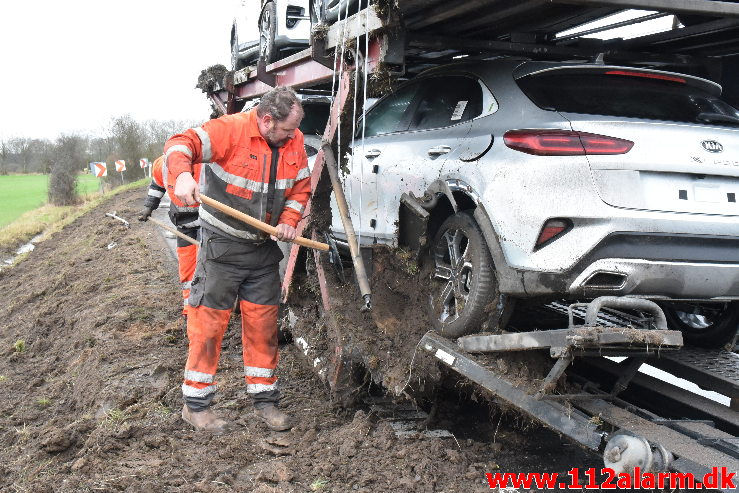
[199,1,739,489]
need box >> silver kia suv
[331,59,739,347]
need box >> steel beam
[405,0,540,31]
[458,327,683,353]
[623,18,739,49]
[408,33,701,65]
[208,93,227,116]
[235,59,334,99]
[548,0,739,17]
[325,7,386,49]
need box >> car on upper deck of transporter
[231,0,311,69]
[330,58,739,347]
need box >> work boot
[181,405,230,433]
[254,404,293,431]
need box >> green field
[0,174,100,228]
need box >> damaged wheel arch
[398,179,523,336]
[398,179,526,295]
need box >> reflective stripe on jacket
[164,108,310,241]
[143,156,166,210]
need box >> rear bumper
[568,258,739,300]
[513,232,739,300]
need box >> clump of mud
[196,64,229,93]
[287,245,442,402]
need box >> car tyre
[427,211,501,338]
[310,0,325,24]
[662,301,739,348]
[231,34,247,71]
[259,1,278,64]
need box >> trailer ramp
[420,297,739,492]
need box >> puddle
[2,234,44,267]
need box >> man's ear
[261,113,274,130]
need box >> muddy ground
[0,187,605,492]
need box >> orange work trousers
[181,228,283,411]
[176,229,198,316]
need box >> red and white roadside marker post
[115,160,126,184]
[90,161,107,193]
[139,158,150,178]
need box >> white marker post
[139,158,150,178]
[115,160,126,185]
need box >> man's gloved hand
[138,207,154,222]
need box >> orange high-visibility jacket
[164,108,310,241]
[152,156,164,188]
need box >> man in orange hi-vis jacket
[138,156,201,327]
[164,86,310,433]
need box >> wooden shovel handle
[148,217,199,246]
[199,194,329,252]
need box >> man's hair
[256,86,303,121]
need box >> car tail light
[503,130,633,156]
[605,70,686,84]
[535,219,571,249]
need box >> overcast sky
[0,3,678,142]
[0,0,237,141]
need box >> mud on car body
[330,59,739,347]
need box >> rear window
[517,71,739,126]
[300,103,330,136]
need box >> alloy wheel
[260,8,272,59]
[432,228,474,324]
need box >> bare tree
[48,134,86,206]
[9,137,33,174]
[143,118,200,160]
[32,139,57,174]
[106,115,149,184]
[89,136,115,163]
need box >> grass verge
[0,174,100,228]
[0,179,148,258]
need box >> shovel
[199,194,329,252]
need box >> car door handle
[428,145,451,156]
[365,149,382,158]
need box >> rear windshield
[300,103,330,136]
[517,71,739,126]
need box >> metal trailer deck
[209,0,739,109]
[421,325,739,491]
[200,0,739,488]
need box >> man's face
[261,105,303,147]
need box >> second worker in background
[138,155,201,331]
[164,86,310,433]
